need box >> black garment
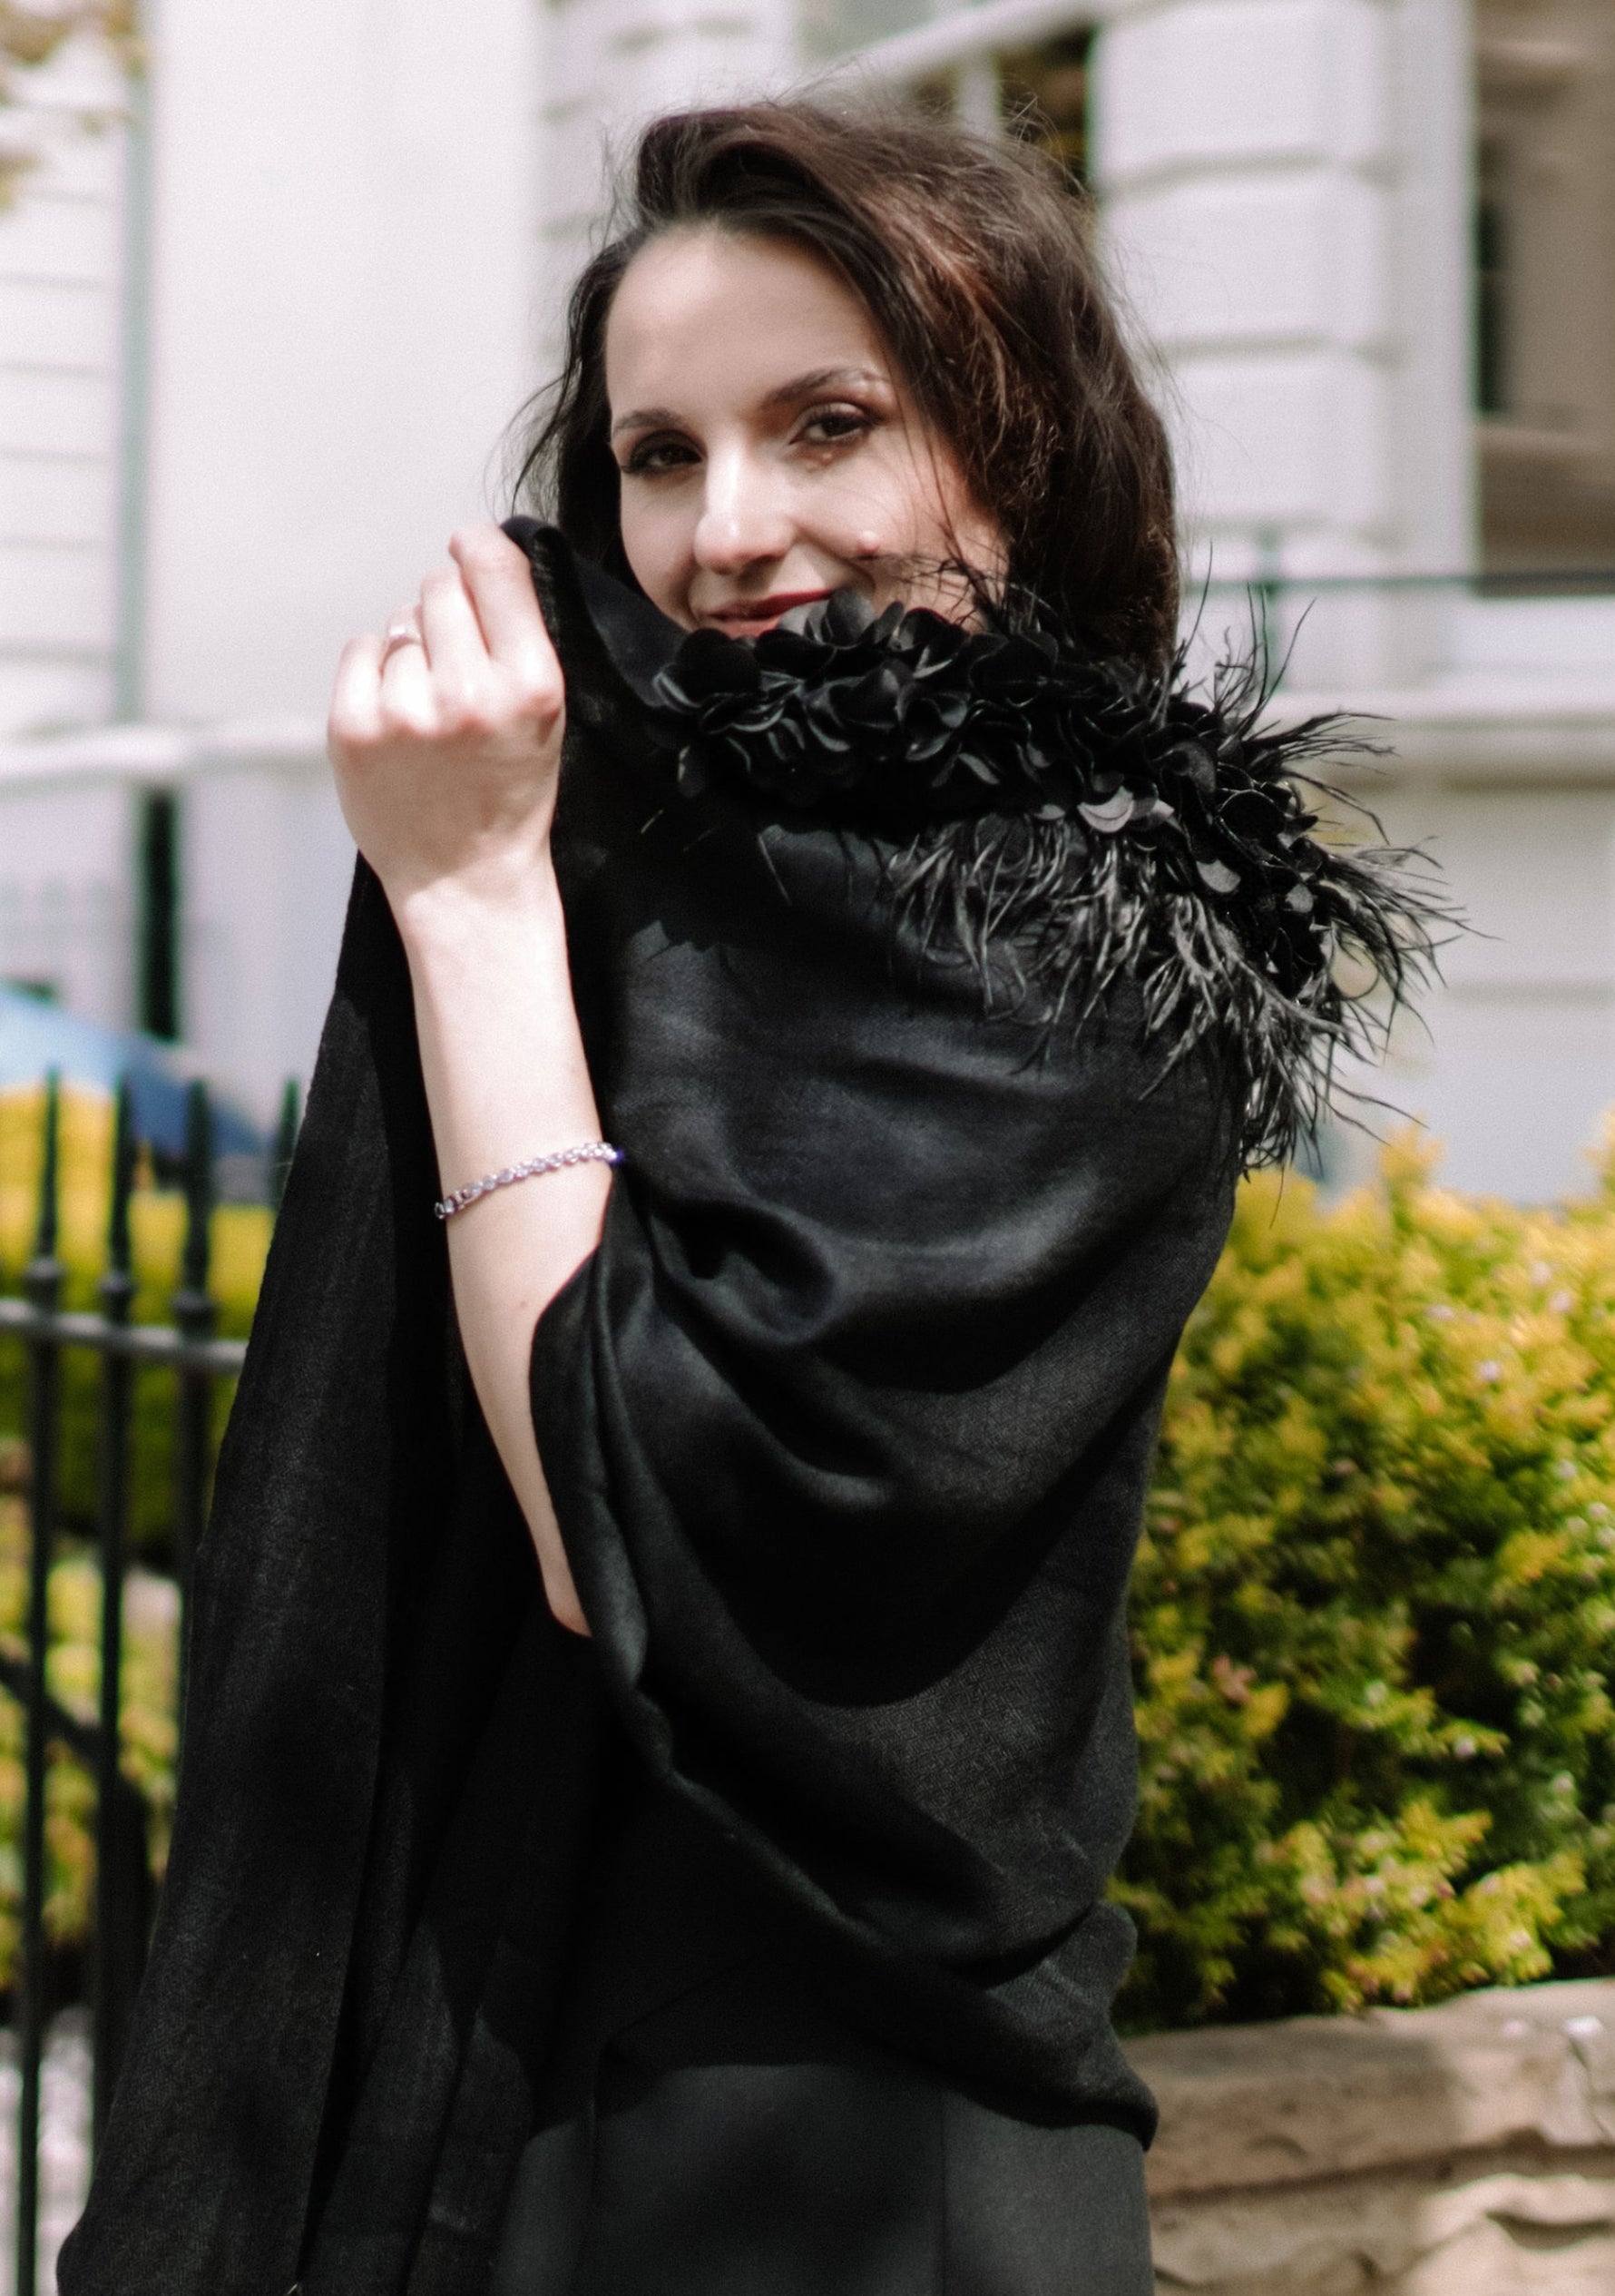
[497,2079,1150,2296]
[521,537,1241,2135]
[59,530,1356,2296]
[490,1741,1153,2296]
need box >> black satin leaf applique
[648,593,1454,1170]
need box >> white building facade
[2,0,1613,1200]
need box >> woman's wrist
[396,853,587,1166]
[390,846,564,961]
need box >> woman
[60,102,1434,2296]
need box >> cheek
[789,442,922,561]
[890,441,1006,576]
[829,433,974,561]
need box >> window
[1001,29,1091,187]
[1474,0,1615,581]
[1473,135,1511,418]
[897,26,1092,176]
[138,790,179,1042]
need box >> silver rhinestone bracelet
[434,1140,624,1222]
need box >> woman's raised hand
[328,522,598,1637]
[328,523,565,917]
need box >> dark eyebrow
[610,404,681,440]
[609,367,888,441]
[760,364,887,409]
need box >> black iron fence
[0,1072,288,2296]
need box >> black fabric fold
[521,526,1239,2119]
[63,527,1258,2294]
[60,860,556,2296]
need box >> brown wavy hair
[515,99,1178,666]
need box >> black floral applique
[649,590,1452,1168]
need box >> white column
[932,0,1003,130]
[1093,0,1475,687]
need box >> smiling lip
[706,589,833,629]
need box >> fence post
[17,1076,64,2296]
[92,1081,139,2150]
[171,1083,215,1723]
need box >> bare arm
[328,524,600,1634]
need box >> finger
[449,524,559,686]
[418,564,492,694]
[328,632,386,750]
[377,627,437,731]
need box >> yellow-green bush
[1119,1133,1615,2029]
[0,1084,269,1557]
[0,1489,177,1987]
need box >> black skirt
[489,1740,1153,2296]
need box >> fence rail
[0,1069,271,2296]
[0,1309,245,1375]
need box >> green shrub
[0,1084,268,1560]
[0,1488,177,1987]
[1118,1133,1615,2029]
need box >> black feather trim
[649,590,1454,1169]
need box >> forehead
[604,228,890,408]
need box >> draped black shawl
[58,531,1434,2296]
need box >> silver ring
[381,622,424,664]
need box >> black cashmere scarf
[59,531,1431,2296]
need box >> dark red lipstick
[705,588,834,632]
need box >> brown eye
[623,437,700,476]
[798,405,873,448]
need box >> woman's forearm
[328,522,591,1624]
[397,864,609,1634]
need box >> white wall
[1369,779,1615,1200]
[182,755,352,1121]
[141,0,543,725]
[97,0,553,1116]
[0,781,134,1025]
[0,32,127,737]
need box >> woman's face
[604,228,1005,637]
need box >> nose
[691,439,794,576]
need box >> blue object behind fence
[0,986,263,1164]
